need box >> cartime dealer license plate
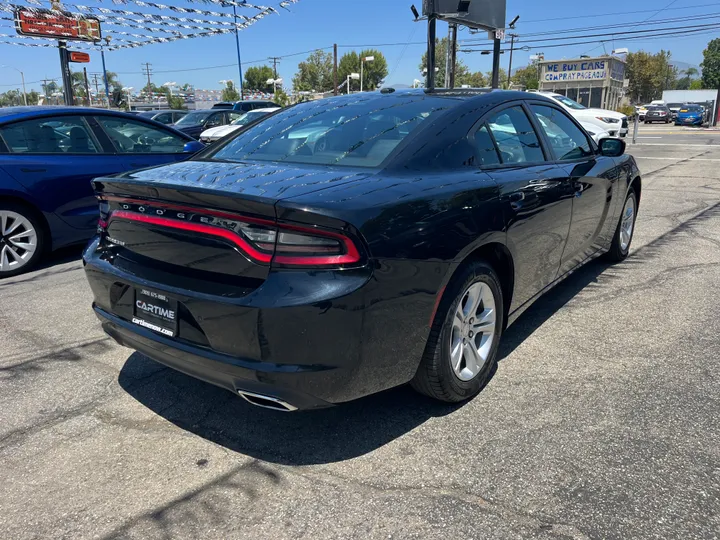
[133,288,178,337]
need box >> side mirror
[183,140,205,153]
[599,138,625,157]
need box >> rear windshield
[174,110,214,125]
[205,94,454,168]
[648,106,667,111]
[551,95,586,110]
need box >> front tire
[605,190,637,262]
[0,203,46,278]
[412,261,504,402]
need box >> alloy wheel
[619,196,635,252]
[450,281,497,381]
[0,210,38,274]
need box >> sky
[0,0,717,95]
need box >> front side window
[95,117,187,154]
[531,105,592,161]
[206,95,452,168]
[486,106,544,164]
[0,116,99,154]
[153,113,173,124]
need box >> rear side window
[486,106,544,164]
[472,125,501,166]
[0,116,99,154]
[530,105,593,161]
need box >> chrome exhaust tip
[237,390,298,412]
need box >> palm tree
[70,71,88,104]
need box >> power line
[460,11,720,42]
[520,2,720,24]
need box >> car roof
[0,106,144,123]
[137,109,186,114]
[248,107,281,113]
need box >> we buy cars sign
[14,7,101,42]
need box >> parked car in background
[578,121,610,143]
[84,89,640,411]
[0,106,204,277]
[667,103,683,120]
[539,91,628,137]
[135,109,187,125]
[211,100,280,113]
[644,105,671,123]
[635,104,649,120]
[199,107,280,143]
[676,104,706,126]
[171,109,244,139]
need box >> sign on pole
[14,7,102,42]
[69,51,91,63]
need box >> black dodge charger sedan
[84,89,640,411]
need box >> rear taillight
[103,198,362,268]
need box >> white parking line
[636,136,663,139]
[630,157,720,161]
[631,143,720,147]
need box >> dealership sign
[543,60,608,82]
[14,7,101,42]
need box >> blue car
[675,104,705,126]
[0,106,204,277]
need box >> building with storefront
[538,56,626,110]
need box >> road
[1,132,719,539]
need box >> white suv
[535,91,628,138]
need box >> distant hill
[670,60,701,76]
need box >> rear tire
[604,190,637,263]
[0,202,46,278]
[411,261,504,403]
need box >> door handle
[20,168,46,173]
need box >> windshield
[683,105,703,112]
[206,94,452,168]
[552,95,586,110]
[136,111,157,119]
[174,111,214,126]
[230,110,268,126]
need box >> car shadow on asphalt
[117,259,623,466]
[118,354,464,465]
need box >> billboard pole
[426,14,437,90]
[58,40,74,106]
[491,37,501,89]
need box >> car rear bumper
[83,238,445,409]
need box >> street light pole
[506,34,517,89]
[98,36,112,107]
[232,3,244,101]
[2,66,27,105]
[360,56,374,92]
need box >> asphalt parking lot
[2,128,719,539]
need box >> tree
[690,79,704,90]
[338,49,388,91]
[245,65,274,92]
[625,50,676,102]
[484,68,508,89]
[675,67,699,90]
[274,87,290,107]
[419,37,471,87]
[511,62,540,90]
[292,50,334,92]
[221,81,240,102]
[701,38,720,90]
[460,71,486,88]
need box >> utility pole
[268,56,281,79]
[91,73,102,103]
[142,62,153,96]
[41,78,54,103]
[444,25,452,88]
[83,67,91,106]
[448,24,457,88]
[333,45,338,96]
[506,34,518,89]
